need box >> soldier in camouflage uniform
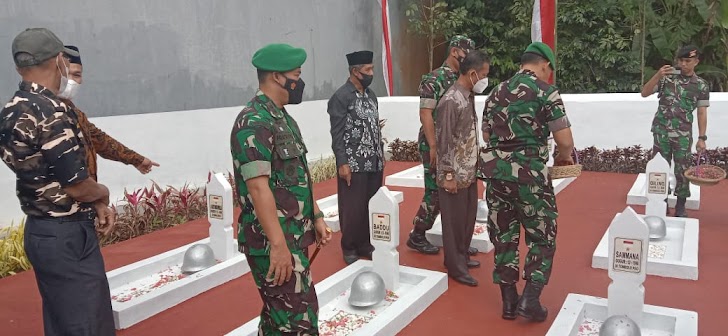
[478,42,574,322]
[230,43,332,336]
[0,28,116,335]
[407,35,478,256]
[640,45,710,217]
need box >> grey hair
[349,64,365,74]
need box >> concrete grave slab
[425,213,494,254]
[546,294,698,336]
[385,164,576,194]
[106,173,250,329]
[316,191,404,233]
[591,214,699,280]
[225,260,447,336]
[627,173,700,210]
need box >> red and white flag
[378,0,394,96]
[531,0,556,83]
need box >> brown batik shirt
[61,99,145,181]
[435,82,479,189]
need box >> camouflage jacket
[651,74,710,137]
[479,69,571,185]
[230,90,316,256]
[0,82,91,217]
[435,82,478,188]
[62,99,145,181]
[418,62,459,152]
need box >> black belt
[29,210,96,222]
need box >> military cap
[449,35,475,53]
[346,50,373,66]
[676,45,700,59]
[64,45,82,65]
[252,43,307,72]
[12,28,79,68]
[524,41,556,69]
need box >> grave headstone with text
[644,153,670,218]
[207,173,237,261]
[607,206,649,327]
[369,186,401,291]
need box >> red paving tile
[0,161,724,335]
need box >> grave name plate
[207,173,237,261]
[369,186,401,291]
[607,206,649,327]
[647,173,667,195]
[644,153,670,218]
[372,214,392,241]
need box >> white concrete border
[425,216,494,254]
[627,173,700,210]
[384,164,577,194]
[591,213,699,280]
[547,293,698,336]
[225,260,447,336]
[316,192,404,233]
[106,237,250,329]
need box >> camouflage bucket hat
[449,35,475,53]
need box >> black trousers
[338,171,384,255]
[25,214,116,336]
[439,183,477,278]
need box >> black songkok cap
[64,45,82,65]
[346,51,373,66]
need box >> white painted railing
[2,93,727,227]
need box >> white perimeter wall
[2,93,727,227]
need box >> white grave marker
[644,153,670,218]
[607,206,649,327]
[207,173,237,261]
[369,186,401,291]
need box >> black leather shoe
[406,231,440,254]
[500,284,519,320]
[466,260,480,268]
[674,197,687,217]
[450,274,478,287]
[468,247,478,256]
[516,281,548,322]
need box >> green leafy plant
[0,219,30,278]
[406,0,468,71]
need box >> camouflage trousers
[413,148,440,232]
[485,179,558,285]
[246,247,319,336]
[652,132,692,198]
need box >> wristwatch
[698,135,707,141]
[445,173,454,181]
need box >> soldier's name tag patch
[274,132,302,159]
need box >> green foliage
[427,0,728,93]
[405,0,468,70]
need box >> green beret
[252,43,307,72]
[525,42,555,69]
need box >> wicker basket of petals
[548,147,582,179]
[684,152,726,186]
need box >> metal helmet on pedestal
[599,315,642,336]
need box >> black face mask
[279,75,305,105]
[357,72,373,88]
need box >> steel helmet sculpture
[643,215,667,240]
[348,271,386,307]
[599,315,641,336]
[181,244,216,274]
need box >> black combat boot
[500,284,519,320]
[674,197,687,217]
[406,230,440,254]
[516,281,548,322]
